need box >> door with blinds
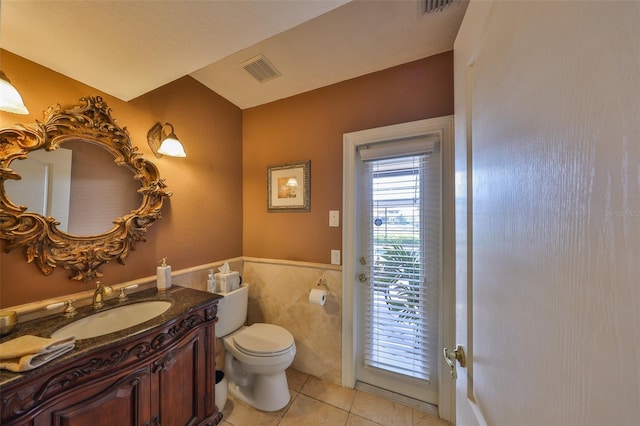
[355,137,441,405]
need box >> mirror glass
[4,140,142,235]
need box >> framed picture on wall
[267,160,310,212]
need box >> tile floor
[219,369,452,426]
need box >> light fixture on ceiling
[0,70,29,115]
[147,122,187,158]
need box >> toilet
[215,283,296,411]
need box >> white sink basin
[51,301,172,340]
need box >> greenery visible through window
[363,151,439,382]
[376,244,421,322]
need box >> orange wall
[0,50,243,307]
[242,52,453,263]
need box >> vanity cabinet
[31,366,152,425]
[0,293,221,426]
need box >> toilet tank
[215,283,248,337]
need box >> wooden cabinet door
[152,327,212,426]
[33,366,151,426]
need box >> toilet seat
[232,323,294,357]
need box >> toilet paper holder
[316,278,328,289]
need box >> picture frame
[267,160,310,212]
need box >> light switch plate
[329,210,340,227]
[331,250,341,265]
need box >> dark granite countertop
[0,285,221,388]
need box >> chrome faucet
[92,281,113,309]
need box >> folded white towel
[0,335,76,372]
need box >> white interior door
[4,148,72,232]
[452,3,492,424]
[453,1,640,424]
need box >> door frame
[342,116,455,421]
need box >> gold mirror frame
[0,96,171,281]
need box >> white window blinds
[360,140,440,382]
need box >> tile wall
[242,259,342,385]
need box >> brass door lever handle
[443,344,466,379]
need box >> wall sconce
[147,122,187,158]
[0,70,29,115]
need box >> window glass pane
[364,153,439,382]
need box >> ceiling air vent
[241,54,281,83]
[421,0,454,14]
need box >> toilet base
[227,371,290,412]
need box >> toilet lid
[233,323,294,355]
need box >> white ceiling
[1,0,468,110]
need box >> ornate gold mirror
[0,96,171,281]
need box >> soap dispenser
[157,257,172,291]
[207,269,215,293]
